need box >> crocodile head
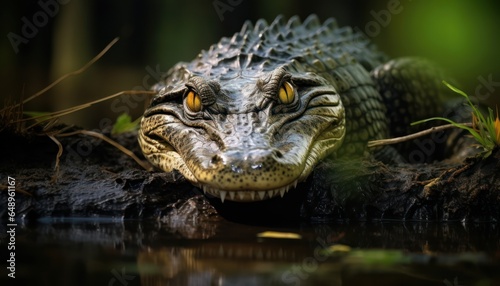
[139,16,348,202]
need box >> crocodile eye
[278,81,295,104]
[185,90,202,112]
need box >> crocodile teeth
[237,192,246,200]
[201,180,300,202]
[269,190,278,198]
[219,191,227,203]
[279,189,286,198]
[258,191,266,200]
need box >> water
[1,218,499,286]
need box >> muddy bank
[0,128,210,220]
[0,127,498,223]
[303,150,500,221]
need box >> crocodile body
[138,15,450,202]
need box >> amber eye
[185,90,202,112]
[278,81,295,104]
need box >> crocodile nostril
[274,150,283,158]
[211,155,222,165]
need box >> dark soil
[0,126,499,224]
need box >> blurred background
[1,0,499,128]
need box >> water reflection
[1,219,498,285]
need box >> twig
[0,185,32,196]
[1,37,120,114]
[367,123,473,148]
[22,37,120,105]
[48,134,63,182]
[19,90,155,128]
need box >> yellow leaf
[327,244,352,253]
[256,231,301,239]
[472,112,479,131]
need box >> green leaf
[442,80,469,98]
[435,81,499,154]
[412,116,481,141]
[111,113,140,135]
[443,80,485,122]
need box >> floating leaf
[327,244,352,253]
[256,231,301,239]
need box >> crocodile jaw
[199,180,299,202]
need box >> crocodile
[138,15,452,202]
